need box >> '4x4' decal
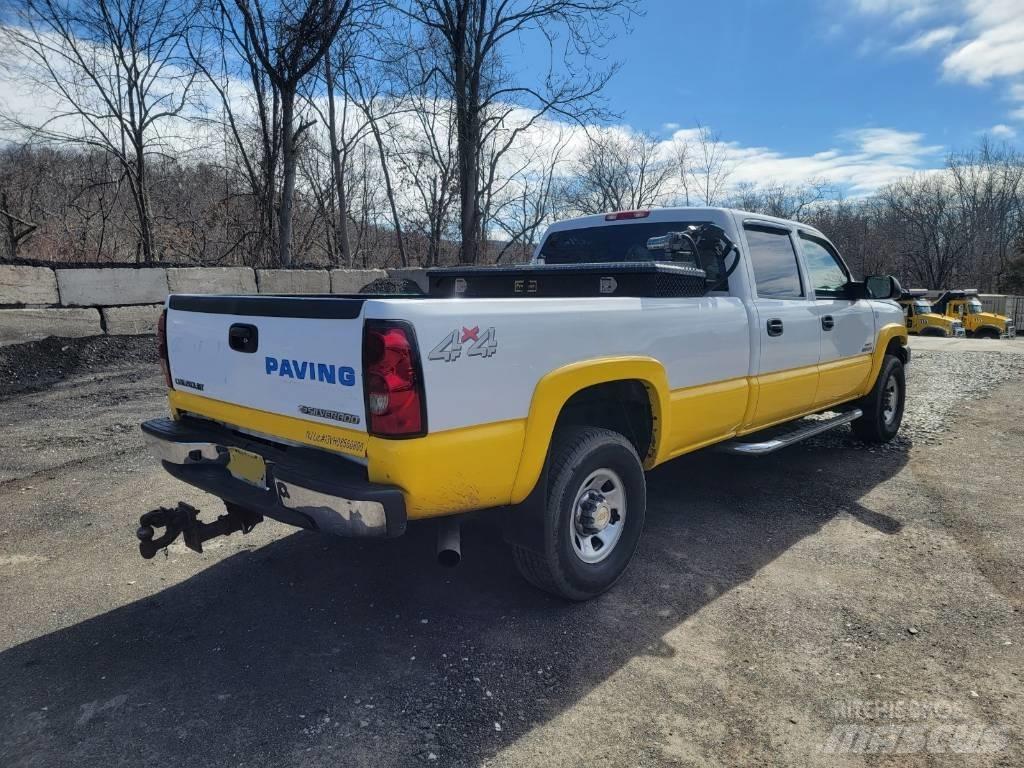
[429,326,497,362]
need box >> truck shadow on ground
[0,440,906,768]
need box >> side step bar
[717,409,862,456]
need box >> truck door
[797,232,874,407]
[742,223,820,429]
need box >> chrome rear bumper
[142,417,406,538]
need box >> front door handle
[766,318,784,337]
[821,315,835,331]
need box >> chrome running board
[717,409,863,456]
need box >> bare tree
[2,0,199,262]
[566,129,672,215]
[947,138,1024,289]
[230,0,356,265]
[493,123,572,262]
[396,0,638,264]
[678,123,735,206]
[729,179,832,220]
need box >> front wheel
[851,354,905,443]
[511,427,646,601]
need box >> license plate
[227,447,266,488]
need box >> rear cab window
[538,221,729,289]
[743,225,804,299]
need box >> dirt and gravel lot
[0,336,1022,767]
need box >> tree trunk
[454,55,480,265]
[278,89,297,267]
[132,135,155,264]
[366,113,408,267]
[325,56,352,266]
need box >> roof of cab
[541,207,827,239]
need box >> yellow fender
[862,323,909,396]
[509,357,671,503]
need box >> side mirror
[865,275,900,300]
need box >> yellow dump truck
[933,289,1016,339]
[898,289,964,337]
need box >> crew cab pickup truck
[140,208,909,600]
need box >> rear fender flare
[509,357,671,504]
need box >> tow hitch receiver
[136,502,263,559]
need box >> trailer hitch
[136,502,263,559]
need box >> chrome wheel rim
[882,374,900,426]
[570,468,626,564]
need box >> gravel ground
[0,340,1021,767]
[806,347,1024,453]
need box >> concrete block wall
[0,264,418,346]
[256,269,330,294]
[56,268,168,306]
[168,267,257,294]
[0,265,60,306]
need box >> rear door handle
[821,315,835,331]
[766,318,784,337]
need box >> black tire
[511,427,646,601]
[851,354,905,443]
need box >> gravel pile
[809,349,1024,452]
[0,335,158,397]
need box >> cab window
[744,225,803,299]
[798,233,849,296]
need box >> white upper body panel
[166,207,899,437]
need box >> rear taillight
[605,210,650,221]
[157,309,173,388]
[362,321,426,437]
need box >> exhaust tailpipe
[436,518,461,567]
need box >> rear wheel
[511,427,646,601]
[851,354,905,443]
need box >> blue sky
[2,0,1021,198]
[513,0,1024,193]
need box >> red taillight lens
[157,309,173,388]
[605,210,650,221]
[362,322,425,437]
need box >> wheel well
[555,380,655,463]
[885,337,908,364]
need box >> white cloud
[989,123,1017,138]
[941,1,1024,85]
[1011,106,1024,122]
[850,0,941,25]
[848,0,1024,125]
[665,125,941,196]
[844,127,942,156]
[896,26,957,53]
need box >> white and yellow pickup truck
[140,208,909,600]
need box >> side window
[744,225,803,299]
[799,234,849,296]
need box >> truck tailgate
[165,295,367,438]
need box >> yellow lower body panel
[745,366,819,432]
[663,377,749,459]
[815,355,871,408]
[367,420,525,519]
[168,390,368,458]
[168,389,526,521]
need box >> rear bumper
[141,417,406,538]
